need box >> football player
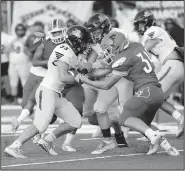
[134,10,184,138]
[80,14,132,154]
[1,31,14,102]
[11,19,67,132]
[7,23,31,104]
[75,30,180,156]
[11,19,83,152]
[4,25,91,158]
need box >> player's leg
[11,73,43,132]
[5,86,56,158]
[38,97,82,155]
[116,78,134,139]
[119,85,179,156]
[82,84,98,117]
[91,87,119,154]
[61,84,85,152]
[8,63,19,104]
[158,60,184,138]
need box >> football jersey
[25,32,44,59]
[41,43,79,93]
[111,42,161,91]
[9,37,29,64]
[1,32,14,63]
[30,38,58,77]
[141,26,177,64]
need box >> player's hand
[75,73,83,83]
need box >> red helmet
[47,18,67,44]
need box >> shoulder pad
[144,26,161,39]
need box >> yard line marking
[1,104,184,110]
[2,149,184,168]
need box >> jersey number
[136,51,152,73]
[52,45,68,66]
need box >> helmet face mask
[48,19,67,44]
[65,25,90,55]
[102,46,115,65]
[85,14,111,44]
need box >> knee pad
[88,114,99,125]
[109,116,119,124]
[94,101,108,114]
[69,116,82,129]
[33,121,49,134]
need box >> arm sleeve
[142,27,162,45]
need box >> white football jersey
[9,37,29,64]
[41,43,79,93]
[141,26,177,64]
[1,32,14,63]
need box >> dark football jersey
[42,38,58,61]
[112,42,161,91]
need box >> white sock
[160,138,172,151]
[44,132,56,142]
[17,109,30,123]
[172,110,182,121]
[103,137,112,143]
[63,133,75,145]
[145,128,155,140]
[9,140,21,148]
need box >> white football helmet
[47,18,67,44]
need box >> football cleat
[159,137,180,156]
[91,140,116,155]
[11,117,20,133]
[62,143,76,152]
[37,139,58,156]
[176,115,184,138]
[147,131,164,155]
[115,131,128,147]
[4,146,27,158]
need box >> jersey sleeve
[111,56,133,76]
[142,26,162,45]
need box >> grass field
[1,105,184,170]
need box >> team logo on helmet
[72,29,82,38]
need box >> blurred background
[1,1,184,106]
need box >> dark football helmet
[15,23,27,37]
[84,13,111,43]
[134,10,156,35]
[65,25,91,55]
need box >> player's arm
[78,72,122,90]
[87,68,112,78]
[32,42,48,68]
[57,61,78,84]
[144,38,161,52]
